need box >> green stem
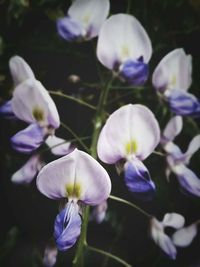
[73,75,114,266]
[60,122,90,153]
[49,90,96,110]
[90,76,114,158]
[72,206,90,266]
[86,245,132,267]
[126,0,132,14]
[109,195,152,218]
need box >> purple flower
[97,14,152,85]
[57,0,110,41]
[6,56,71,155]
[162,116,200,196]
[150,213,185,260]
[97,104,160,200]
[37,149,111,251]
[152,48,200,117]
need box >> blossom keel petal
[167,89,200,117]
[54,202,81,251]
[57,17,83,41]
[11,124,45,153]
[119,59,149,85]
[124,158,156,200]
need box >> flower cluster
[1,0,199,266]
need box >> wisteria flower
[150,213,185,259]
[97,14,152,85]
[161,116,200,197]
[57,0,110,41]
[2,56,71,155]
[37,149,111,251]
[11,154,44,184]
[150,213,198,259]
[0,55,35,119]
[152,48,200,117]
[97,104,160,200]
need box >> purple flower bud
[0,100,16,119]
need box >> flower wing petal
[97,14,152,70]
[45,135,72,156]
[162,213,185,229]
[162,116,183,143]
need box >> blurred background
[0,0,200,266]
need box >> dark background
[0,0,200,266]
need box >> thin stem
[126,0,132,14]
[60,122,90,153]
[153,150,165,157]
[72,206,90,267]
[86,245,132,267]
[90,76,114,158]
[49,90,96,110]
[109,195,152,218]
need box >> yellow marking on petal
[170,74,177,86]
[66,183,81,199]
[32,106,45,122]
[125,139,138,155]
[82,14,90,24]
[121,45,130,59]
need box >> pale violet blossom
[97,104,160,200]
[150,213,198,259]
[97,14,152,85]
[150,213,184,259]
[43,244,58,267]
[152,48,200,117]
[37,149,111,251]
[162,116,200,196]
[2,56,71,155]
[57,0,110,41]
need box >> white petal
[172,224,198,247]
[11,154,43,184]
[11,78,60,129]
[97,14,152,69]
[45,135,72,156]
[9,55,35,86]
[68,0,110,38]
[150,217,177,259]
[162,213,185,229]
[152,48,192,93]
[162,116,183,142]
[36,149,111,205]
[184,135,200,164]
[97,104,160,164]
